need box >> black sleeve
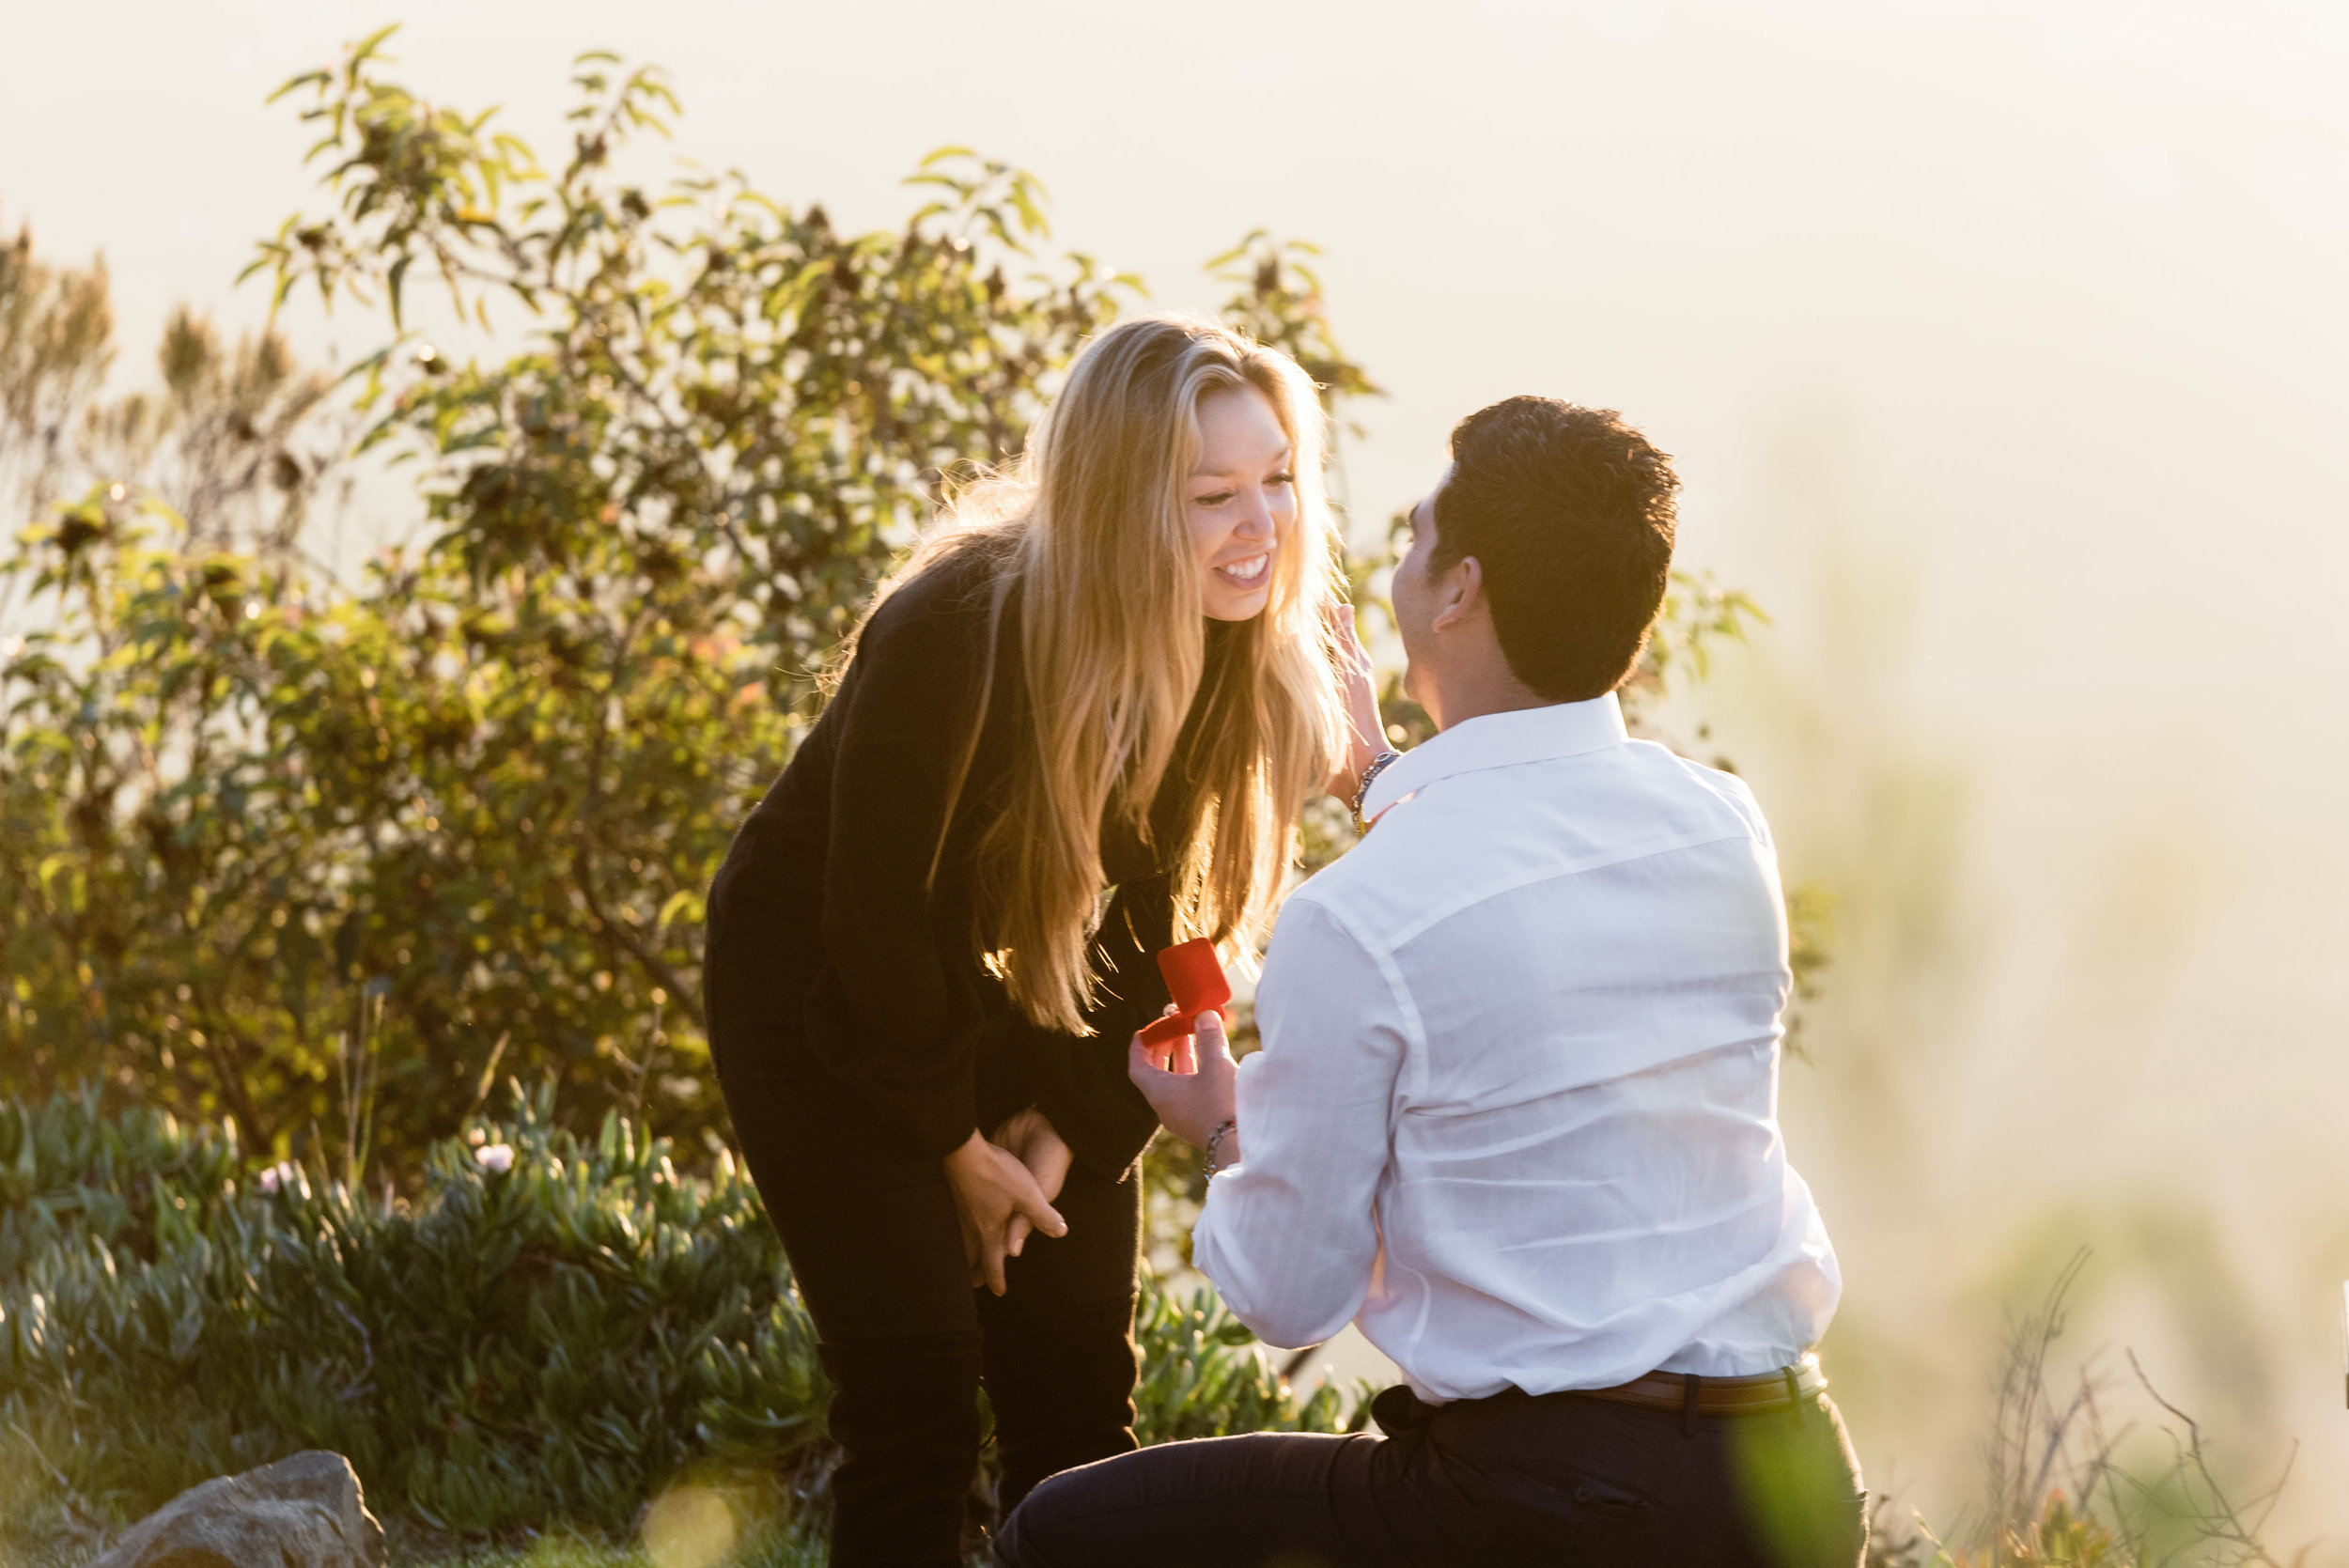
[810,595,989,1162]
[1021,875,1174,1178]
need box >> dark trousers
[717,1043,1143,1568]
[996,1380,1868,1568]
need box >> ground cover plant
[0,1079,2301,1568]
[0,1083,1367,1564]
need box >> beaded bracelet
[1202,1117,1238,1180]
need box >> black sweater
[705,549,1200,1176]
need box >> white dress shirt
[1190,693,1840,1404]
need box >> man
[994,396,1865,1567]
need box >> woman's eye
[1193,490,1235,507]
[1268,472,1294,487]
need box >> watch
[1349,749,1402,834]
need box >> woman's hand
[1324,600,1384,800]
[990,1108,1074,1259]
[942,1130,1067,1296]
[1128,1010,1240,1153]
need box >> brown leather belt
[1571,1353,1827,1415]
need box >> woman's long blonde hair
[836,315,1352,1034]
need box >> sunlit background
[8,0,2346,1551]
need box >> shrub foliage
[0,29,1369,1168]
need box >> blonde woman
[704,316,1382,1568]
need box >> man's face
[1390,467,1451,717]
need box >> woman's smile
[1213,551,1271,587]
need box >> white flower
[474,1142,515,1174]
[256,1160,299,1195]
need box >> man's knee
[991,1467,1081,1568]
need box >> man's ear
[1427,554,1485,635]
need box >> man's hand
[990,1108,1073,1259]
[1128,1009,1240,1152]
[942,1130,1067,1296]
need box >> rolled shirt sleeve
[1191,894,1407,1349]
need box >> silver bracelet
[1349,749,1401,834]
[1202,1117,1237,1180]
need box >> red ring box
[1138,938,1231,1048]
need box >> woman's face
[1185,385,1296,622]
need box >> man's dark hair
[1432,396,1679,702]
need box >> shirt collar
[1362,692,1629,821]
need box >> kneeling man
[996,396,1866,1568]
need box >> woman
[704,315,1380,1568]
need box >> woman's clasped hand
[990,1108,1076,1264]
[941,1114,1070,1296]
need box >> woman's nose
[1234,490,1277,540]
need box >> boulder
[86,1451,386,1568]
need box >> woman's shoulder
[858,537,1010,660]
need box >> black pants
[719,1043,1143,1568]
[996,1381,1868,1568]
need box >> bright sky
[8,0,2348,1549]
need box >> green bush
[0,1085,1366,1552]
[0,30,1376,1173]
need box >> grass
[383,1502,825,1568]
[1860,1255,2299,1568]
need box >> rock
[86,1451,386,1568]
